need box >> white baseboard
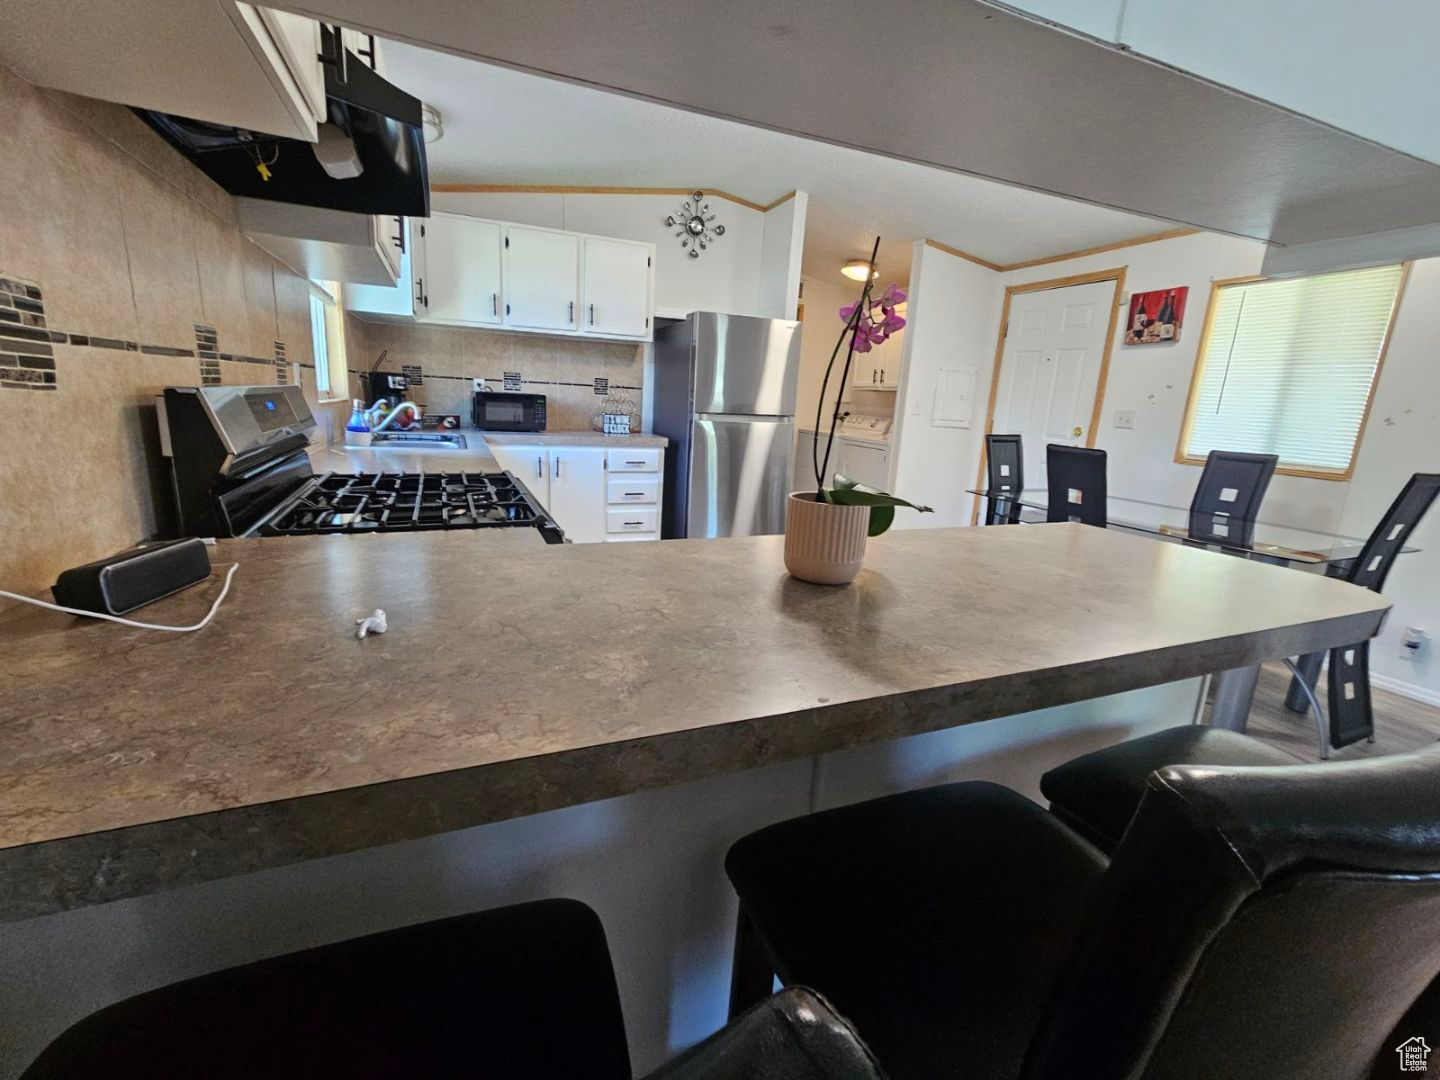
[1369,671,1440,709]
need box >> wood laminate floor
[1209,661,1440,762]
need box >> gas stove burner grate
[262,472,544,535]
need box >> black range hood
[137,25,428,218]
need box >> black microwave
[473,391,547,432]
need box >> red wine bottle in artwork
[1157,291,1175,327]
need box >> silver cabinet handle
[589,303,595,326]
[624,491,644,496]
[553,455,561,479]
[493,293,498,316]
[568,301,574,324]
[880,368,886,383]
[535,455,543,480]
[624,521,643,527]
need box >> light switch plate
[1114,409,1136,430]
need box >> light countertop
[0,524,1388,920]
[481,430,669,448]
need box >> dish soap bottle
[345,399,372,446]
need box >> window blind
[1183,264,1403,474]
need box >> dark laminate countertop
[0,524,1389,920]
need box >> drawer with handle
[607,476,659,505]
[607,447,661,472]
[607,507,658,534]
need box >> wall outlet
[1114,409,1136,430]
[1400,626,1428,660]
[472,378,487,392]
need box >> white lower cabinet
[547,447,607,544]
[488,442,663,544]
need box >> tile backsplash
[348,320,644,432]
[0,65,322,602]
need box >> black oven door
[473,392,547,432]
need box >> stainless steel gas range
[157,385,563,543]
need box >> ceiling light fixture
[842,259,878,281]
[421,103,445,144]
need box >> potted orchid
[784,240,933,585]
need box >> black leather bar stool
[726,744,1440,1080]
[984,432,1024,525]
[21,898,883,1080]
[1045,444,1107,526]
[1186,449,1278,548]
[1040,725,1302,850]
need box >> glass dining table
[967,487,1420,737]
[966,488,1407,569]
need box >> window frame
[309,281,350,404]
[1173,264,1410,482]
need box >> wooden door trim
[970,267,1128,524]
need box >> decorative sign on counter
[603,412,632,435]
[402,364,423,385]
[593,377,609,396]
[503,371,522,391]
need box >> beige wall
[0,66,323,602]
[349,320,643,432]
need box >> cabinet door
[582,237,651,338]
[346,219,414,317]
[504,227,579,332]
[256,8,326,127]
[421,215,502,326]
[488,444,549,506]
[546,447,607,543]
[374,214,403,282]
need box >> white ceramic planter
[783,492,870,585]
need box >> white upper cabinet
[346,213,654,342]
[504,227,580,332]
[347,218,414,317]
[420,214,502,326]
[0,1,326,142]
[582,237,652,338]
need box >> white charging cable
[0,564,239,633]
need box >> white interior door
[422,214,502,325]
[504,226,579,331]
[582,237,651,337]
[991,279,1115,489]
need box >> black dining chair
[1187,450,1278,548]
[21,898,884,1080]
[984,433,1024,525]
[726,743,1440,1080]
[1038,473,1440,854]
[1284,472,1440,748]
[1045,444,1107,527]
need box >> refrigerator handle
[694,412,794,423]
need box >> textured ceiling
[384,42,1170,287]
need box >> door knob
[1072,426,1083,438]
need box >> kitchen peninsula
[0,523,1387,921]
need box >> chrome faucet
[366,400,422,432]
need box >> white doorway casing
[989,275,1121,489]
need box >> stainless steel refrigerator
[653,312,801,538]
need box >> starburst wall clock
[664,191,725,258]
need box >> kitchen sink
[367,431,469,449]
